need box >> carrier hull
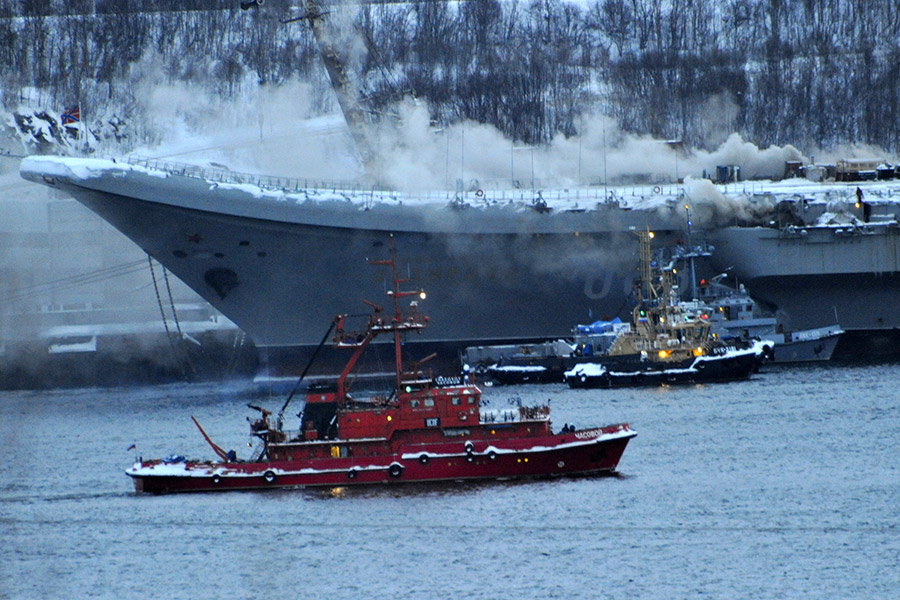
[21,157,685,374]
[20,157,900,368]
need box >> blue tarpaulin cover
[576,317,622,334]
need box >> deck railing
[124,154,782,207]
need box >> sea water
[1,362,898,599]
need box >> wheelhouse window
[424,398,435,407]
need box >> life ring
[348,469,357,479]
[464,441,474,453]
[487,450,497,461]
[389,464,403,478]
[263,470,276,483]
[653,185,661,194]
[419,454,430,465]
[211,474,221,484]
[459,412,468,421]
[475,189,484,198]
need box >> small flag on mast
[61,104,80,125]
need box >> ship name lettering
[574,428,602,440]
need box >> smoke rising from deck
[107,55,808,202]
[680,176,777,227]
[363,102,807,192]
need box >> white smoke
[120,54,361,180]
[360,102,809,191]
[101,49,810,192]
[33,43,878,202]
[807,141,891,165]
[68,38,846,196]
[685,133,805,180]
[681,176,777,227]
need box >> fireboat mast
[368,237,428,391]
[332,236,427,402]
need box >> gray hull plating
[708,225,900,333]
[772,332,842,363]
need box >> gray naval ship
[19,155,689,376]
[18,155,900,375]
[707,182,900,358]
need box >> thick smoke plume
[681,176,777,227]
[120,76,809,196]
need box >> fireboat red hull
[127,423,635,494]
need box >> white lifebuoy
[653,185,661,194]
[475,189,484,198]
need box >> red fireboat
[127,239,636,493]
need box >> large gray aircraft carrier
[19,155,900,374]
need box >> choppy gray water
[2,362,898,599]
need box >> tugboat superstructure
[564,230,767,388]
